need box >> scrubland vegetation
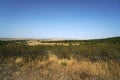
[0,37,120,80]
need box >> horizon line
[0,36,120,40]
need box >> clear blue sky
[0,0,120,39]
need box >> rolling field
[0,37,120,80]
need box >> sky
[0,0,120,39]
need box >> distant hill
[0,36,120,41]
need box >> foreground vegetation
[0,37,120,80]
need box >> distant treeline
[41,37,120,43]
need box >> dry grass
[0,54,119,80]
[27,40,76,46]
